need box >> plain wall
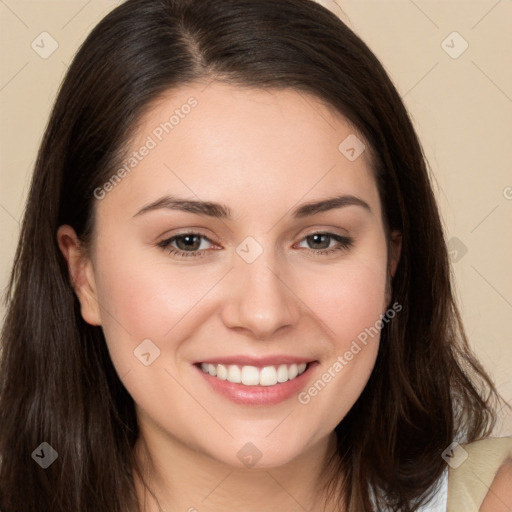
[0,0,511,435]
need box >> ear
[385,230,402,308]
[57,225,102,326]
[389,229,402,278]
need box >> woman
[0,0,510,511]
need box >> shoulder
[446,435,512,512]
[480,454,512,512]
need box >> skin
[58,82,402,511]
[480,458,512,512]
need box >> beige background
[1,1,511,435]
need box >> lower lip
[194,362,319,406]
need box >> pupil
[310,234,329,249]
[178,235,200,251]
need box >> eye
[158,231,353,259]
[158,232,215,258]
[296,232,353,255]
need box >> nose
[220,250,302,340]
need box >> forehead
[99,81,381,223]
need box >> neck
[132,421,344,512]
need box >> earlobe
[56,225,102,326]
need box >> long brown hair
[0,0,505,510]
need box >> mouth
[193,358,319,406]
[197,362,309,386]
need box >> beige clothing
[447,435,512,511]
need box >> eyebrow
[133,194,372,219]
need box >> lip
[193,360,319,406]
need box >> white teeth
[216,364,228,380]
[227,364,241,383]
[276,364,289,383]
[199,362,309,386]
[260,366,278,386]
[241,366,259,386]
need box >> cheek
[295,291,385,438]
[91,238,224,370]
[298,245,389,350]
[291,241,388,426]
[324,265,387,346]
[90,248,214,429]
[94,219,190,315]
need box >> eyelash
[157,231,353,258]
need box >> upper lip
[195,355,316,367]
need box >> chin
[208,435,316,470]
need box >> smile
[199,362,308,386]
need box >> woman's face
[59,82,401,469]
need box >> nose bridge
[221,237,301,338]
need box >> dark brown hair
[0,0,505,510]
